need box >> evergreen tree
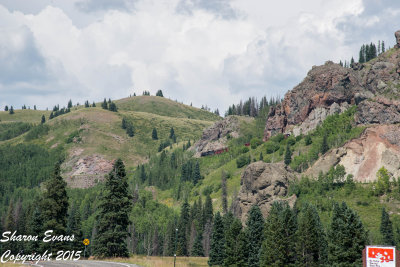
[126,124,134,137]
[208,212,225,266]
[93,159,132,257]
[380,208,395,245]
[259,152,263,161]
[193,161,201,185]
[101,98,108,109]
[152,128,158,140]
[156,90,164,97]
[221,172,228,214]
[350,57,355,67]
[40,162,69,253]
[296,203,327,266]
[169,127,175,139]
[41,115,46,124]
[109,102,118,112]
[224,218,247,267]
[260,202,296,266]
[177,200,190,256]
[68,99,73,108]
[49,112,54,120]
[26,208,42,254]
[203,194,213,226]
[4,201,17,253]
[321,132,329,154]
[4,105,8,111]
[359,45,365,63]
[140,165,147,183]
[121,118,127,129]
[85,100,90,108]
[284,143,292,165]
[305,135,312,145]
[9,106,14,114]
[92,101,96,107]
[246,205,265,267]
[382,41,385,53]
[327,202,368,266]
[67,204,84,251]
[191,232,204,256]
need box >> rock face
[396,30,400,48]
[193,116,252,157]
[62,148,114,188]
[264,61,363,140]
[305,125,400,182]
[233,162,297,223]
[264,30,400,140]
[355,98,400,125]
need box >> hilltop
[0,95,220,188]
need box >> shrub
[242,146,249,153]
[250,137,262,149]
[265,142,280,154]
[25,124,50,141]
[236,155,250,168]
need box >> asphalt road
[23,260,142,267]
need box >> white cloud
[1,0,400,113]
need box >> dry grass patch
[110,256,208,267]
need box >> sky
[0,0,400,113]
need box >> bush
[265,142,280,154]
[286,137,296,146]
[270,133,284,143]
[250,137,262,149]
[66,130,82,143]
[242,146,249,153]
[236,155,250,168]
[305,135,312,145]
[25,124,50,141]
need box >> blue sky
[0,0,399,113]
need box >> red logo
[368,247,395,263]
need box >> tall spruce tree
[380,208,395,245]
[152,128,158,140]
[224,218,247,267]
[67,204,84,251]
[203,194,213,226]
[101,98,108,109]
[328,202,368,266]
[321,132,329,154]
[208,212,225,266]
[221,172,228,214]
[93,159,132,257]
[193,161,201,185]
[41,114,46,124]
[177,200,190,256]
[246,205,265,267]
[296,203,327,266]
[284,143,292,165]
[40,162,69,253]
[4,201,17,253]
[260,202,296,266]
[26,208,42,254]
[9,106,14,114]
[191,232,204,256]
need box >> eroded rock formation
[233,162,297,223]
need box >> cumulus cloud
[1,0,400,112]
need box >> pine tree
[92,101,96,107]
[49,112,54,120]
[9,106,14,114]
[140,165,147,183]
[246,205,265,267]
[221,172,228,214]
[328,202,368,266]
[4,105,8,111]
[359,45,365,63]
[101,98,108,109]
[67,204,84,251]
[122,118,127,129]
[380,208,395,245]
[296,203,327,266]
[169,127,175,139]
[203,194,213,226]
[382,41,385,53]
[321,132,329,154]
[40,162,69,253]
[152,128,158,140]
[208,212,225,266]
[41,115,46,124]
[156,90,164,97]
[126,124,134,137]
[193,161,201,185]
[260,202,296,266]
[26,207,42,254]
[68,99,73,108]
[191,232,204,256]
[284,143,292,165]
[350,57,355,67]
[224,218,247,267]
[109,102,118,112]
[177,200,190,256]
[93,159,132,257]
[85,100,89,108]
[4,201,17,253]
[259,152,263,161]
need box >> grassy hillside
[116,96,221,121]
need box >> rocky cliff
[264,30,400,140]
[233,162,297,223]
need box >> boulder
[233,162,296,223]
[395,30,400,48]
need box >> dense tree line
[0,122,32,141]
[225,96,281,117]
[101,98,118,112]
